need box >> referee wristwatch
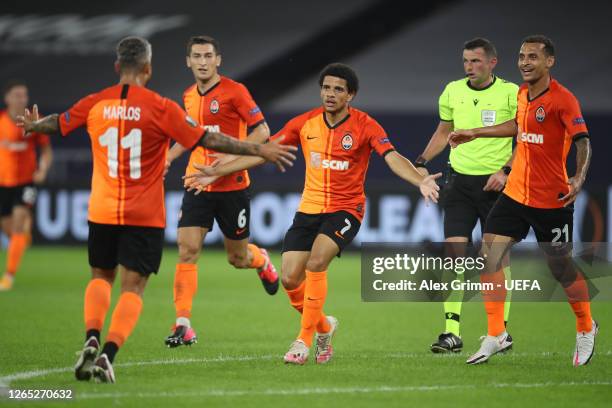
[502,165,512,175]
[414,155,428,169]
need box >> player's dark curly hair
[116,36,152,73]
[319,63,359,95]
[186,35,221,56]
[464,37,497,58]
[522,35,555,57]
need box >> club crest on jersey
[210,99,220,114]
[535,106,546,122]
[341,133,353,150]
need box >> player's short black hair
[3,79,27,96]
[463,37,497,58]
[522,35,555,57]
[116,36,152,73]
[186,35,221,56]
[319,63,359,95]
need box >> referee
[414,38,517,353]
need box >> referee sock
[285,279,331,333]
[84,278,112,341]
[298,270,329,347]
[6,233,27,277]
[174,263,198,319]
[443,305,461,337]
[503,266,512,326]
[106,291,143,358]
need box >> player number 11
[99,127,142,179]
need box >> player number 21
[551,224,569,243]
[99,127,142,179]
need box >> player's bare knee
[120,271,148,296]
[178,240,201,263]
[305,256,329,273]
[281,273,303,290]
[91,268,116,285]
[546,254,576,287]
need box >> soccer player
[0,80,53,291]
[414,38,518,353]
[16,36,296,383]
[448,35,597,366]
[186,63,441,365]
[163,36,278,348]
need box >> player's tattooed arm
[573,137,592,182]
[559,137,591,206]
[205,122,272,171]
[29,114,60,134]
[15,105,60,135]
[199,131,296,171]
[200,131,264,155]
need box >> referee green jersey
[439,76,519,175]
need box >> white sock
[176,317,191,328]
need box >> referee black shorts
[441,169,502,239]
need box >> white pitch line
[76,381,612,400]
[0,354,275,389]
[1,351,611,392]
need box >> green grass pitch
[0,247,611,407]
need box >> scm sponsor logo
[322,159,349,170]
[519,132,544,144]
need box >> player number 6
[237,208,247,228]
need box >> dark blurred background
[1,0,610,246]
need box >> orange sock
[285,279,331,333]
[285,280,306,313]
[563,273,592,332]
[482,268,507,336]
[248,244,266,269]
[6,233,27,277]
[298,270,329,347]
[84,278,112,332]
[174,264,198,319]
[106,292,143,347]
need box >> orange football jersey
[274,106,395,221]
[505,79,589,208]
[183,76,265,192]
[0,110,50,187]
[59,84,206,227]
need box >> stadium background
[2,3,612,406]
[1,0,611,247]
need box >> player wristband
[414,155,428,168]
[502,165,512,175]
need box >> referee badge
[481,110,497,126]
